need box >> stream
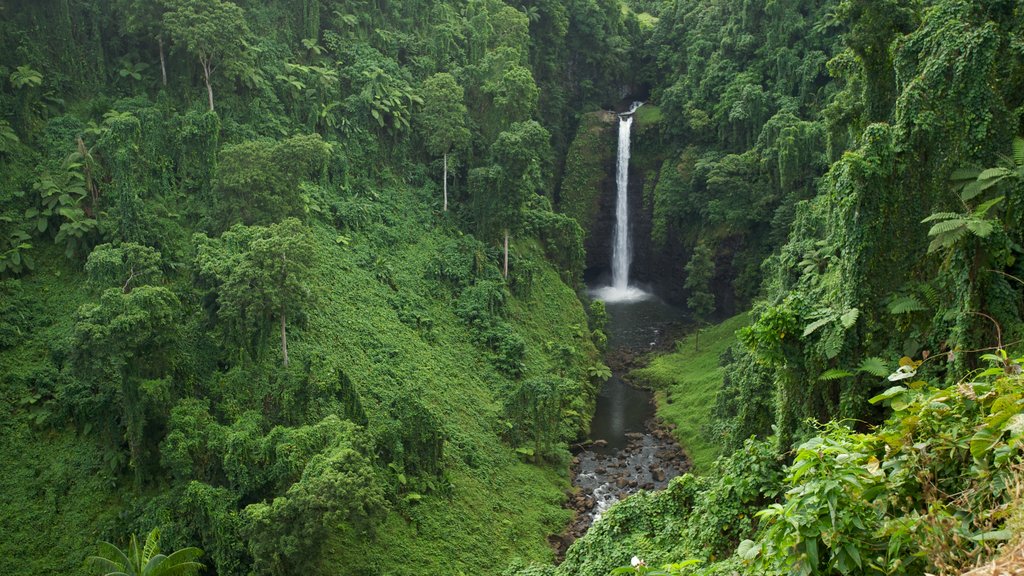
[556,290,691,556]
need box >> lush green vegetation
[3,0,1024,574]
[630,313,750,472]
[0,0,636,574]
[543,0,1024,575]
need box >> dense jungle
[1,0,1023,575]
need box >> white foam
[590,285,652,303]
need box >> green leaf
[970,529,1012,542]
[802,316,832,337]
[961,180,986,201]
[921,211,961,223]
[965,219,993,238]
[974,195,1004,217]
[887,295,926,314]
[950,167,981,182]
[969,427,1000,460]
[927,218,967,237]
[818,369,854,381]
[737,539,761,560]
[857,357,890,377]
[840,308,859,329]
[804,538,819,571]
[977,167,1011,180]
[869,386,907,405]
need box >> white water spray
[593,102,649,303]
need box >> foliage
[162,0,250,110]
[86,528,203,576]
[683,241,715,349]
[212,134,329,227]
[194,218,315,365]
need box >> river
[556,289,690,556]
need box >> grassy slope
[0,186,597,575]
[630,313,750,472]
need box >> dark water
[587,293,687,453]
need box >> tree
[472,121,551,277]
[418,73,470,212]
[85,242,161,293]
[119,0,170,86]
[162,0,249,111]
[213,133,329,227]
[73,285,180,482]
[195,218,315,366]
[86,528,203,576]
[684,241,715,350]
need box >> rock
[654,469,666,482]
[628,480,638,488]
[596,467,607,474]
[643,482,655,490]
[616,477,628,488]
[625,432,644,440]
[584,497,595,509]
[593,439,608,448]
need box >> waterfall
[594,102,648,303]
[611,102,641,289]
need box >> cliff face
[557,111,618,279]
[560,107,751,314]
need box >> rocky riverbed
[552,414,690,560]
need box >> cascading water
[594,102,648,303]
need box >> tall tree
[195,218,315,366]
[73,284,180,482]
[418,73,470,212]
[684,240,715,350]
[471,120,551,277]
[162,0,249,111]
[119,0,170,86]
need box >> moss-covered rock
[557,111,617,247]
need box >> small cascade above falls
[592,102,649,303]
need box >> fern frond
[1012,136,1024,168]
[927,218,967,237]
[918,283,939,307]
[965,218,994,238]
[974,195,1004,218]
[858,357,890,377]
[921,212,961,223]
[802,316,833,337]
[840,308,859,329]
[888,295,926,314]
[818,369,854,381]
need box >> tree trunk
[503,228,509,278]
[281,307,289,366]
[202,59,214,111]
[158,37,167,86]
[443,152,448,212]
